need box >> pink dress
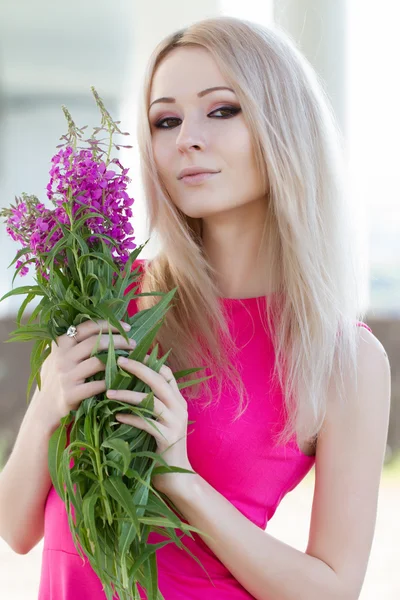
[38,259,372,599]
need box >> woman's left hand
[106,354,195,496]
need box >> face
[148,46,268,221]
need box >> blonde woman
[0,16,391,600]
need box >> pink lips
[180,172,219,185]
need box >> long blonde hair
[135,15,366,450]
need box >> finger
[142,356,186,408]
[73,350,130,382]
[115,411,168,442]
[56,319,131,348]
[106,389,169,421]
[68,379,108,406]
[117,358,177,409]
[71,334,136,365]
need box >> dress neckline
[219,291,279,302]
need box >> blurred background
[0,1,399,598]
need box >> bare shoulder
[325,325,390,423]
[306,326,391,598]
[357,323,389,361]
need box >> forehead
[150,46,227,100]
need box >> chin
[176,197,233,219]
[181,207,225,220]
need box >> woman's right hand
[32,319,136,431]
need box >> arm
[165,327,391,600]
[0,387,57,554]
[0,318,132,555]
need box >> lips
[180,172,219,185]
[178,167,220,180]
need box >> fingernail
[122,322,131,331]
[118,356,128,365]
[107,390,116,397]
[129,339,136,348]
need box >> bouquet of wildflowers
[0,87,211,599]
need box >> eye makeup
[152,105,241,129]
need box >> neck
[201,197,280,298]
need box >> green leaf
[15,292,35,326]
[65,247,80,285]
[105,322,117,390]
[11,257,37,286]
[6,323,51,339]
[6,246,32,269]
[69,229,90,256]
[118,520,138,557]
[27,338,49,403]
[25,339,51,403]
[61,450,85,520]
[127,538,172,593]
[126,321,165,369]
[172,366,208,379]
[102,476,141,539]
[64,284,90,314]
[138,516,188,528]
[85,272,107,301]
[143,551,159,600]
[0,285,44,304]
[94,303,130,338]
[153,348,172,372]
[132,469,151,518]
[80,251,118,276]
[102,438,132,475]
[122,465,156,493]
[177,375,214,391]
[151,465,197,476]
[129,450,170,470]
[102,458,125,474]
[27,295,49,325]
[48,414,72,500]
[73,211,111,233]
[42,232,71,270]
[130,288,177,345]
[114,241,149,298]
[83,410,95,448]
[51,269,68,300]
[81,483,101,556]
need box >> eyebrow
[149,86,235,111]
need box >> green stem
[106,121,113,164]
[64,200,86,295]
[93,415,113,527]
[72,244,86,295]
[94,442,113,526]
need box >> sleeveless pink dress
[38,258,372,599]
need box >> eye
[153,106,241,129]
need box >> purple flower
[2,144,136,278]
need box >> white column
[273,1,370,312]
[273,0,347,134]
[119,1,220,259]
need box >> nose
[175,118,206,153]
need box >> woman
[0,15,391,600]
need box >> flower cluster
[3,193,60,278]
[47,146,136,263]
[1,145,136,280]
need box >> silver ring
[66,325,78,340]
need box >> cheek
[235,135,262,186]
[152,137,172,174]
[219,122,254,168]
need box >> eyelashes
[153,106,241,129]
